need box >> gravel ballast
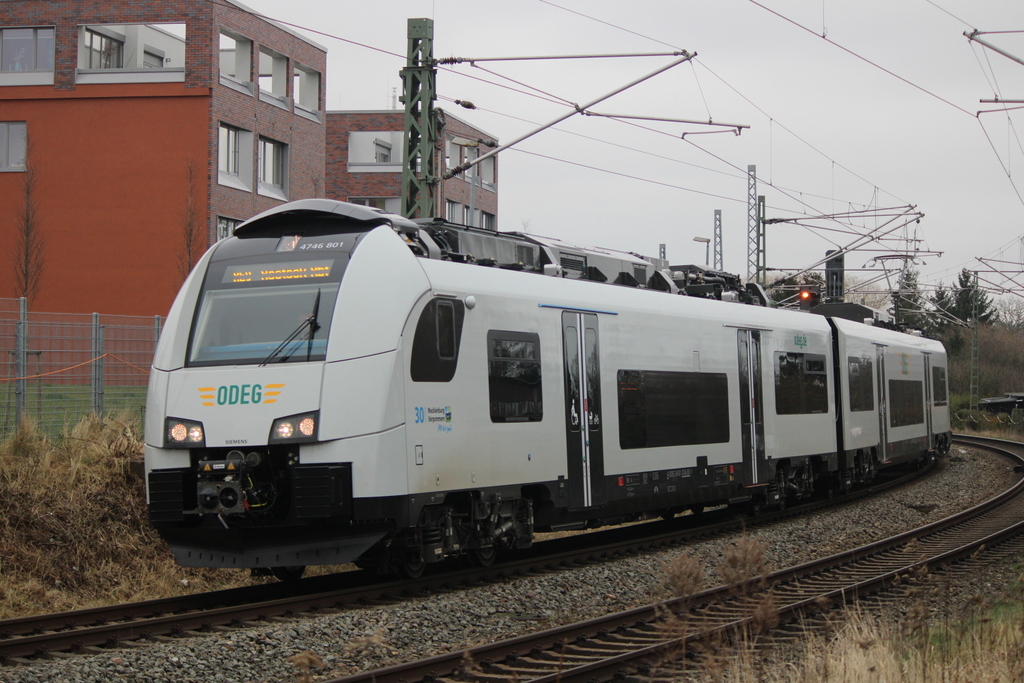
[2,446,1018,683]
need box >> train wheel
[470,546,497,567]
[689,504,705,516]
[270,566,306,582]
[399,556,426,579]
[774,469,788,511]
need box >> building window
[77,24,185,83]
[219,30,251,85]
[84,28,124,69]
[218,123,252,191]
[219,125,240,176]
[293,63,320,112]
[1,27,54,72]
[349,197,400,213]
[774,352,828,415]
[258,136,287,198]
[0,122,27,171]
[347,131,401,167]
[258,47,286,99]
[481,211,496,231]
[487,330,543,423]
[479,155,495,186]
[217,216,242,241]
[374,138,392,163]
[446,200,460,222]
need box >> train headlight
[269,411,319,444]
[165,417,206,448]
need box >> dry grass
[654,536,1024,682]
[0,415,260,620]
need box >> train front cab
[144,203,435,571]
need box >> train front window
[187,251,346,366]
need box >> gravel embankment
[2,445,1018,683]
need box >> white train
[144,199,951,579]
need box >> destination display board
[222,260,334,284]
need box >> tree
[177,157,205,283]
[12,132,44,305]
[893,266,930,332]
[997,296,1024,333]
[953,268,996,325]
[930,269,996,329]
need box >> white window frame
[218,123,253,192]
[258,136,288,200]
[0,121,27,171]
[0,27,55,86]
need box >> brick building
[0,0,326,315]
[327,108,498,228]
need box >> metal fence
[0,298,162,439]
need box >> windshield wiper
[305,289,321,362]
[258,289,322,366]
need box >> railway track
[316,435,1024,683]
[0,456,935,666]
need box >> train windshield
[187,235,351,366]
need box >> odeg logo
[198,384,285,406]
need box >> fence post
[92,313,104,415]
[154,315,162,348]
[15,297,27,425]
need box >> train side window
[848,356,874,412]
[410,298,465,382]
[775,352,828,415]
[488,330,542,423]
[889,379,924,427]
[617,370,729,449]
[437,300,456,360]
[932,366,948,406]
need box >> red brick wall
[0,87,209,315]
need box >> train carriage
[144,199,951,578]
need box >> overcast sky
[240,0,1024,297]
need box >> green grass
[0,383,147,438]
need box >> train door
[923,353,934,450]
[875,344,888,461]
[737,330,766,484]
[562,311,605,510]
